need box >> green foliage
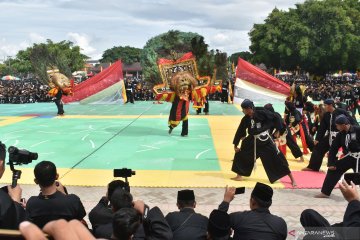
[249,0,360,75]
[4,40,88,84]
[214,50,228,80]
[31,40,88,83]
[141,30,213,85]
[100,46,142,64]
[229,51,253,64]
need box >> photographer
[89,179,129,229]
[94,188,172,240]
[25,161,86,228]
[0,141,25,229]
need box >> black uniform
[301,200,360,239]
[267,108,303,159]
[219,201,287,240]
[165,208,208,240]
[321,126,360,196]
[94,207,172,240]
[221,81,229,103]
[285,108,314,153]
[26,191,86,228]
[0,190,25,229]
[306,109,357,171]
[89,197,113,229]
[54,89,64,115]
[275,112,303,159]
[232,107,291,183]
[125,80,135,104]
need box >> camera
[114,168,136,178]
[8,146,38,188]
[114,168,135,192]
[8,146,38,165]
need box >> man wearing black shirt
[316,115,360,197]
[26,161,86,228]
[54,88,64,116]
[303,99,358,172]
[231,99,296,186]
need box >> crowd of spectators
[125,76,155,101]
[0,79,52,104]
[276,73,360,104]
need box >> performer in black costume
[231,99,297,186]
[264,103,304,162]
[54,88,64,116]
[303,99,358,171]
[316,115,360,198]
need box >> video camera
[113,168,135,192]
[8,146,38,188]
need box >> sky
[0,0,303,61]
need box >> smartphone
[235,187,245,195]
[344,173,360,185]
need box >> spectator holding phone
[301,180,360,239]
[218,183,287,240]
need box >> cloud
[0,0,304,60]
[0,33,46,62]
[67,32,97,58]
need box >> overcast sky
[0,0,303,61]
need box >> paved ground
[19,184,349,239]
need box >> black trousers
[300,209,343,240]
[196,101,209,114]
[285,127,303,158]
[321,156,357,196]
[231,136,291,183]
[181,119,188,136]
[301,122,314,151]
[54,99,64,115]
[126,90,134,103]
[220,90,228,103]
[307,135,330,171]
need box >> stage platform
[0,101,329,188]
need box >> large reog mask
[170,72,197,101]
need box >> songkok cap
[264,103,274,113]
[324,99,335,105]
[208,210,230,237]
[251,182,273,203]
[241,99,254,109]
[177,189,195,201]
[335,114,350,125]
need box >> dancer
[231,99,297,186]
[303,99,357,171]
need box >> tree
[214,50,228,80]
[141,30,212,85]
[100,46,142,64]
[29,40,88,84]
[249,0,360,75]
[229,51,253,65]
